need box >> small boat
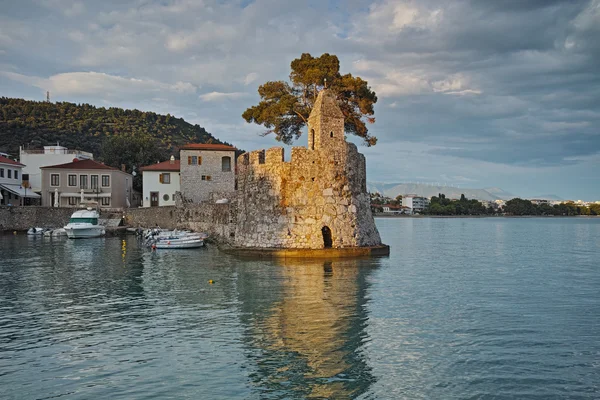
[48,228,67,237]
[64,208,105,239]
[145,228,206,249]
[152,237,205,249]
[27,227,49,235]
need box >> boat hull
[65,226,106,239]
[153,239,204,249]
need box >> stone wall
[0,206,81,231]
[125,203,234,242]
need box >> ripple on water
[1,219,600,399]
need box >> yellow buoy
[208,280,214,284]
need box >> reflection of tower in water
[243,258,378,398]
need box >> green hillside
[0,97,228,160]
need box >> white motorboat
[64,208,105,239]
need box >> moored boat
[64,208,105,239]
[27,227,49,235]
[145,228,206,249]
[151,237,205,249]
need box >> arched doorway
[321,226,332,248]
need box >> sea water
[0,217,598,399]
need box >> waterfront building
[19,145,93,193]
[530,199,550,205]
[402,194,430,214]
[179,143,236,203]
[0,155,41,206]
[40,159,133,209]
[139,156,180,207]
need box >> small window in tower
[330,131,334,138]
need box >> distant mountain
[484,187,515,200]
[367,182,503,201]
[531,194,564,201]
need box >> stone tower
[307,89,345,152]
[233,89,383,250]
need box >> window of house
[102,175,110,187]
[159,173,171,184]
[222,156,231,172]
[14,170,18,180]
[101,197,110,206]
[68,197,77,205]
[202,175,212,181]
[68,174,77,186]
[7,170,11,179]
[0,168,3,178]
[80,175,88,189]
[51,174,60,186]
[90,175,99,190]
[187,155,202,165]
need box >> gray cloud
[0,0,598,199]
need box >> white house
[0,155,40,206]
[402,195,430,214]
[20,145,93,193]
[139,157,180,207]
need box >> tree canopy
[0,96,230,167]
[242,53,378,146]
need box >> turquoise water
[0,217,599,399]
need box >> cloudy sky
[1,0,599,200]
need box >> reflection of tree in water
[239,258,378,398]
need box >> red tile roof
[139,159,181,172]
[41,158,118,170]
[0,155,25,167]
[179,143,237,151]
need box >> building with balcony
[0,155,41,205]
[40,159,132,209]
[402,194,430,214]
[139,156,180,207]
[20,145,93,193]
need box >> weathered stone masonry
[233,89,382,249]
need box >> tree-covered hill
[0,97,227,159]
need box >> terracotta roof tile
[139,159,181,172]
[179,143,237,151]
[0,155,25,167]
[41,158,118,170]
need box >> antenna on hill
[46,91,50,102]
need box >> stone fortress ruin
[233,89,384,251]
